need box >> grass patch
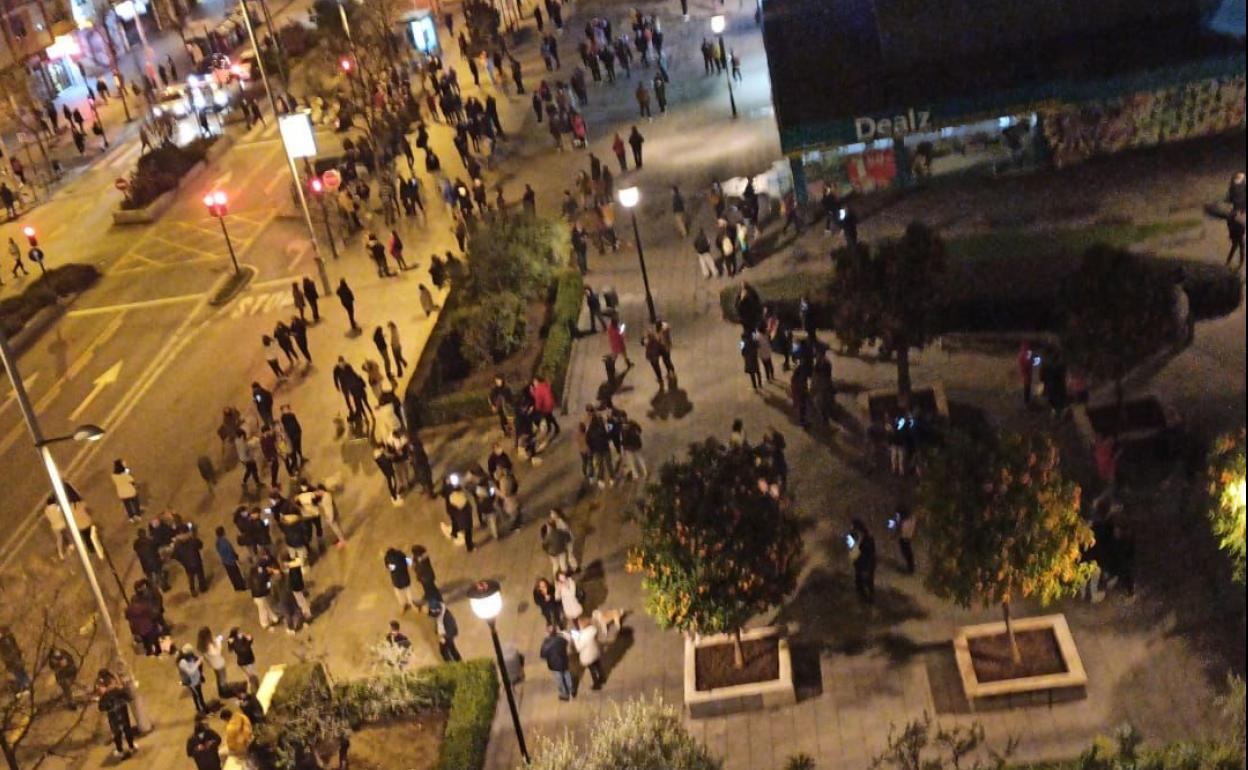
[0,263,101,336]
[208,265,256,306]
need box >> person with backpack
[226,628,259,692]
[540,625,575,700]
[619,415,647,480]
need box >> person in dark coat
[97,673,137,757]
[214,527,247,591]
[540,624,575,700]
[133,528,168,593]
[251,382,274,427]
[289,316,312,363]
[336,279,359,330]
[187,716,224,770]
[429,602,461,662]
[172,526,209,597]
[627,126,645,168]
[410,545,442,605]
[850,518,876,604]
[301,276,320,322]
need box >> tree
[920,431,1093,662]
[523,697,721,770]
[829,222,945,399]
[1205,428,1246,583]
[0,564,102,770]
[1060,246,1173,435]
[626,439,802,668]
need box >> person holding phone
[111,459,141,521]
[850,519,876,604]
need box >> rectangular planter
[684,626,795,718]
[953,613,1087,711]
[862,381,950,425]
[1072,396,1182,460]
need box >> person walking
[893,506,917,574]
[302,276,320,322]
[540,516,573,575]
[643,328,666,387]
[47,645,78,707]
[0,628,29,691]
[387,322,407,378]
[289,315,312,363]
[177,644,209,714]
[430,602,462,662]
[385,546,417,611]
[251,382,274,428]
[291,281,306,321]
[653,75,667,114]
[196,626,229,696]
[671,186,687,237]
[337,279,360,331]
[541,625,575,700]
[583,285,606,333]
[850,519,876,604]
[571,615,605,690]
[373,326,394,380]
[627,126,645,168]
[410,545,442,606]
[1228,207,1245,270]
[187,715,224,770]
[529,376,559,438]
[635,82,652,118]
[111,459,141,521]
[273,321,300,368]
[9,238,28,278]
[611,132,627,172]
[226,628,260,692]
[619,414,647,479]
[607,317,632,367]
[741,331,762,389]
[1017,341,1036,406]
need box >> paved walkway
[12,0,1243,765]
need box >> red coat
[607,321,627,356]
[530,380,556,414]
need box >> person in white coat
[570,615,605,689]
[111,459,141,521]
[555,571,583,624]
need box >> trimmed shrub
[121,137,216,210]
[256,660,498,770]
[524,697,721,770]
[451,292,527,370]
[0,263,101,336]
[537,269,583,400]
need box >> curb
[9,291,80,355]
[208,264,258,306]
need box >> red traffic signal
[21,225,36,247]
[339,57,353,73]
[309,176,324,195]
[202,190,228,217]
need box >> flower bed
[684,627,796,718]
[255,660,497,770]
[0,263,100,336]
[119,137,218,211]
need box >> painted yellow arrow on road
[68,360,123,421]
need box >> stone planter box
[953,613,1087,711]
[684,626,795,718]
[862,381,949,425]
[111,134,234,226]
[1072,396,1183,461]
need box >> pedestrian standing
[289,315,312,363]
[387,321,407,378]
[529,376,560,438]
[227,628,260,692]
[336,279,359,330]
[541,518,572,575]
[850,519,876,603]
[47,645,78,707]
[555,571,583,624]
[373,326,394,380]
[572,616,606,689]
[671,186,687,236]
[619,415,647,479]
[291,281,306,320]
[177,644,209,714]
[410,545,442,606]
[607,317,632,367]
[97,673,137,758]
[111,459,141,520]
[628,125,645,168]
[741,331,762,389]
[635,82,651,118]
[541,625,575,700]
[247,561,278,630]
[0,628,29,691]
[893,506,917,574]
[187,716,224,770]
[583,286,605,333]
[196,626,229,696]
[653,75,667,113]
[533,578,564,628]
[302,276,320,322]
[430,602,462,662]
[385,546,417,611]
[1228,208,1246,270]
[172,525,209,597]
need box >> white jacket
[112,470,138,500]
[556,577,583,620]
[572,624,600,665]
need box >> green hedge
[120,137,216,210]
[407,268,584,427]
[0,263,101,336]
[259,660,498,770]
[720,222,1240,333]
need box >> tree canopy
[1206,428,1246,583]
[830,222,946,397]
[626,439,802,641]
[920,430,1093,653]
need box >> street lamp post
[468,580,530,764]
[203,191,240,275]
[0,335,151,733]
[617,186,658,324]
[710,15,738,119]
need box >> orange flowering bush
[1206,428,1246,583]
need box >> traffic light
[339,57,353,73]
[202,190,228,217]
[309,176,324,196]
[21,225,35,247]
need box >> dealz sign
[854,108,933,142]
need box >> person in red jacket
[529,376,560,438]
[607,317,632,368]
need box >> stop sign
[115,177,129,191]
[322,169,342,191]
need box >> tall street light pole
[0,334,152,733]
[711,15,737,119]
[240,3,329,294]
[468,580,530,764]
[617,186,658,324]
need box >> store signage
[854,109,932,142]
[278,112,317,159]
